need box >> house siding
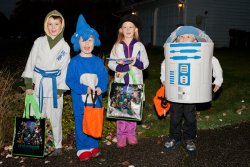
[187,0,250,47]
[156,4,179,46]
[137,9,154,45]
[133,0,250,47]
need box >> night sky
[0,0,16,18]
[0,0,130,53]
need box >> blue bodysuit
[66,54,108,150]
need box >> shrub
[62,94,75,145]
[0,69,24,149]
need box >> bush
[62,94,75,145]
[0,69,24,149]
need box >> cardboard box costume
[163,26,218,103]
[164,42,213,103]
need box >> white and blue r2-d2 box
[164,42,214,103]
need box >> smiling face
[79,36,94,56]
[120,21,138,40]
[47,17,62,39]
[177,34,197,43]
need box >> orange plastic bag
[153,85,171,116]
[83,91,104,138]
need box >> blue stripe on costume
[170,43,201,47]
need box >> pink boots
[117,135,138,148]
[117,135,127,148]
[127,135,138,145]
[117,120,138,148]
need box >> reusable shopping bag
[153,85,171,116]
[12,95,55,158]
[83,91,104,138]
[107,81,144,121]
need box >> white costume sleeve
[160,60,165,84]
[212,56,223,87]
[21,39,39,78]
[108,46,118,72]
[139,43,149,70]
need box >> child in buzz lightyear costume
[21,10,70,156]
[160,26,223,152]
[108,14,149,148]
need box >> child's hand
[25,89,33,95]
[213,84,220,93]
[87,87,92,94]
[116,59,124,65]
[163,109,167,117]
[95,87,102,95]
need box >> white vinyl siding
[138,9,154,45]
[187,0,250,47]
[133,0,250,47]
[156,4,179,46]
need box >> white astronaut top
[108,41,149,85]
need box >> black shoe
[186,140,196,152]
[164,138,180,150]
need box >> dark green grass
[138,47,250,138]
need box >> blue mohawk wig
[71,14,101,52]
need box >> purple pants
[117,120,137,137]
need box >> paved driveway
[1,122,249,167]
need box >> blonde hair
[111,23,140,56]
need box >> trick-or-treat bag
[12,95,55,158]
[83,91,104,138]
[153,85,171,117]
[107,82,144,121]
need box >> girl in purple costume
[108,15,149,148]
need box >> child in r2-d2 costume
[160,26,223,152]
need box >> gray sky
[0,0,16,18]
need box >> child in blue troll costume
[66,14,108,161]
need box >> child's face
[120,21,137,39]
[79,36,94,56]
[177,34,197,43]
[47,17,62,38]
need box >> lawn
[137,47,250,138]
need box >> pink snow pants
[117,120,137,137]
